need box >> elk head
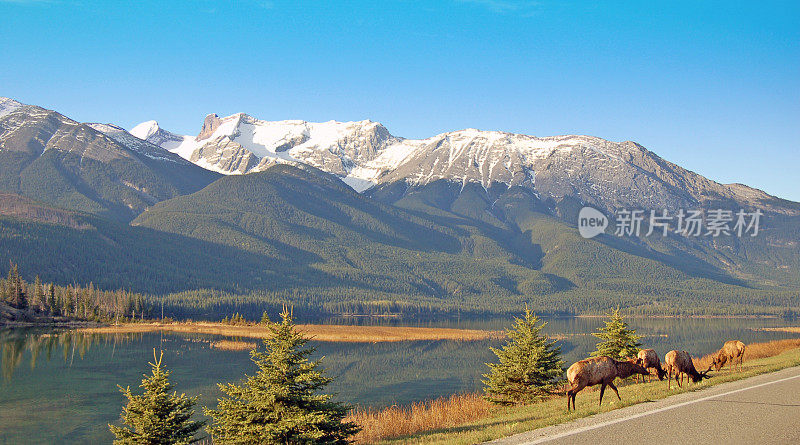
[691,366,713,383]
[630,360,650,377]
[655,364,666,381]
[712,354,727,371]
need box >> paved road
[489,365,800,445]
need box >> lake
[1,316,799,443]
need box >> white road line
[517,371,800,444]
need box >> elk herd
[566,340,746,411]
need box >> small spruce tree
[591,307,642,359]
[205,308,359,444]
[482,306,565,405]
[109,350,204,444]
[260,310,271,325]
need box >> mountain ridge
[0,97,220,221]
[131,110,794,218]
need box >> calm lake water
[1,317,799,443]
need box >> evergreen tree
[591,307,642,359]
[205,308,359,444]
[109,350,204,444]
[32,276,45,312]
[482,306,565,405]
[3,262,14,305]
[46,284,58,315]
[7,263,27,309]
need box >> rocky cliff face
[196,113,222,141]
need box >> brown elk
[635,349,666,382]
[566,356,649,411]
[712,340,746,372]
[664,350,711,389]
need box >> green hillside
[0,162,796,317]
[130,165,796,316]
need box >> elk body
[635,349,665,382]
[712,340,746,372]
[566,356,649,411]
[664,350,711,389]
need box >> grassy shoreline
[760,326,800,333]
[349,338,800,444]
[75,321,504,342]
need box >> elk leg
[608,381,621,401]
[668,368,672,389]
[599,383,606,406]
[566,389,571,411]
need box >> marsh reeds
[77,322,503,342]
[346,393,493,443]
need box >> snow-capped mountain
[133,113,787,215]
[131,114,397,190]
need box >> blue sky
[2,0,799,200]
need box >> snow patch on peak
[87,123,126,133]
[0,97,24,118]
[130,120,161,140]
[88,122,189,165]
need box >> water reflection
[0,329,142,381]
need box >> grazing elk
[635,349,666,382]
[712,340,746,372]
[566,356,649,411]
[664,350,711,389]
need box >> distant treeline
[1,263,146,322]
[154,287,800,322]
[3,262,797,323]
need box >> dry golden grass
[210,340,257,351]
[76,322,503,342]
[346,393,494,444]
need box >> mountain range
[131,111,791,217]
[1,96,797,316]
